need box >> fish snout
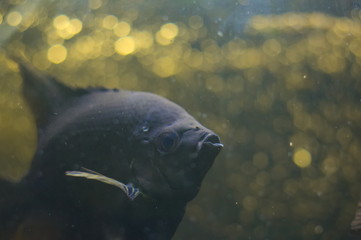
[198,133,223,153]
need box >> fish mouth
[193,133,223,159]
[199,134,223,152]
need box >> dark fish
[0,60,223,240]
[349,194,361,240]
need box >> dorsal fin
[15,60,90,131]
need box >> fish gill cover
[0,0,361,239]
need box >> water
[1,0,361,239]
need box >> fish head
[129,100,223,201]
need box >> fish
[0,59,223,240]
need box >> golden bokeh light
[115,36,136,55]
[69,19,83,34]
[113,21,131,37]
[160,23,179,40]
[293,148,312,168]
[153,56,178,77]
[47,44,68,64]
[53,16,82,39]
[155,23,179,46]
[53,15,70,30]
[133,31,153,49]
[102,15,118,30]
[262,39,282,57]
[155,31,172,45]
[89,0,102,9]
[321,156,339,176]
[75,36,96,56]
[6,11,22,26]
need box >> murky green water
[1,0,361,239]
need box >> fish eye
[156,132,179,153]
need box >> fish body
[0,61,223,240]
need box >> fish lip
[197,133,223,152]
[189,133,223,160]
[202,141,224,150]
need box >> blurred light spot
[155,31,172,45]
[57,19,82,40]
[153,57,177,77]
[134,31,153,50]
[102,15,118,30]
[89,0,102,9]
[160,23,179,40]
[21,14,36,30]
[249,16,269,31]
[46,30,63,45]
[113,21,131,37]
[314,225,323,234]
[53,15,70,30]
[317,54,345,73]
[293,148,312,168]
[32,51,51,70]
[309,13,333,29]
[115,36,136,55]
[321,156,339,176]
[0,13,3,24]
[188,15,203,29]
[6,11,22,26]
[262,39,281,57]
[334,18,353,34]
[53,16,82,39]
[183,49,203,68]
[235,49,262,69]
[101,39,115,57]
[124,8,139,21]
[56,30,72,40]
[47,44,67,64]
[76,36,95,55]
[69,19,83,34]
[285,14,306,30]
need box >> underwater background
[1,0,361,239]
